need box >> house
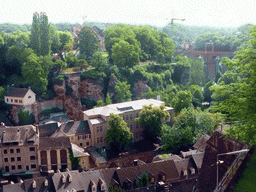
[0,123,39,175]
[4,87,36,105]
[70,143,90,171]
[38,137,72,173]
[83,99,174,147]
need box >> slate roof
[151,156,163,162]
[165,154,183,161]
[38,137,71,150]
[38,122,60,137]
[0,125,38,145]
[3,177,51,192]
[4,87,33,97]
[174,157,196,177]
[55,120,91,137]
[52,170,105,192]
[193,134,210,151]
[181,150,199,158]
[192,152,204,169]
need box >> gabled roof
[38,137,71,150]
[193,134,211,151]
[192,152,205,169]
[3,177,51,192]
[165,154,183,161]
[151,156,163,162]
[38,122,60,137]
[0,125,38,145]
[52,170,104,192]
[174,158,196,177]
[181,150,199,158]
[56,120,91,137]
[71,143,89,157]
[4,87,34,97]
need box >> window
[11,165,15,170]
[82,160,85,165]
[97,138,100,143]
[11,157,15,162]
[4,149,7,154]
[130,124,133,130]
[26,166,29,170]
[97,127,99,133]
[100,137,103,143]
[15,99,18,103]
[31,164,36,169]
[136,113,139,118]
[18,165,22,169]
[87,142,90,146]
[29,147,35,151]
[19,100,22,103]
[5,166,9,172]
[162,175,166,180]
[190,168,195,174]
[16,148,20,153]
[130,114,133,119]
[6,98,9,102]
[80,143,83,147]
[17,157,21,161]
[11,99,13,102]
[71,136,74,141]
[100,126,103,132]
[10,149,14,153]
[126,115,129,120]
[79,135,83,140]
[151,177,154,183]
[4,158,8,162]
[30,156,36,160]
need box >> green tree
[0,86,4,101]
[77,59,88,71]
[136,104,170,143]
[211,26,256,145]
[29,13,41,55]
[22,54,48,93]
[78,26,99,60]
[91,51,109,70]
[18,109,35,125]
[54,59,67,73]
[105,113,133,153]
[189,57,205,86]
[172,90,193,113]
[105,92,112,105]
[190,85,204,107]
[114,80,132,102]
[95,100,105,107]
[203,81,214,102]
[108,183,122,192]
[111,39,140,69]
[40,13,51,56]
[58,30,73,59]
[50,25,61,54]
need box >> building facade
[83,99,174,147]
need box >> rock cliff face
[53,81,66,98]
[134,78,149,99]
[64,95,83,120]
[79,77,104,100]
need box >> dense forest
[0,14,255,151]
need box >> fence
[214,145,252,192]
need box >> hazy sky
[0,0,255,27]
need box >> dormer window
[151,177,154,183]
[190,168,195,174]
[162,175,166,180]
[68,174,72,182]
[32,180,36,188]
[182,170,188,176]
[61,174,66,183]
[44,179,48,186]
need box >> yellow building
[4,87,36,106]
[70,143,90,171]
[83,99,174,147]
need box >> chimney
[133,160,138,166]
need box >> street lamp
[216,149,249,191]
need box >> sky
[0,0,255,28]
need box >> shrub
[39,107,64,116]
[80,98,97,109]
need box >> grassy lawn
[233,150,256,191]
[62,67,77,73]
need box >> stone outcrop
[64,95,83,120]
[108,75,117,98]
[134,78,149,99]
[79,77,104,100]
[53,81,66,98]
